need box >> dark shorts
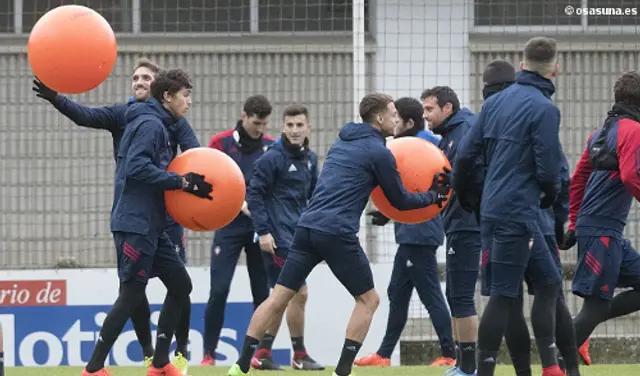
[524,235,562,295]
[262,247,307,289]
[480,219,561,298]
[113,231,184,283]
[572,235,640,300]
[277,227,374,297]
[445,231,481,305]
[165,222,187,263]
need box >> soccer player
[421,87,480,376]
[356,97,455,368]
[32,58,197,372]
[454,37,565,376]
[246,104,324,371]
[559,70,640,367]
[202,95,274,366]
[226,93,452,376]
[82,69,212,376]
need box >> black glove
[555,221,565,247]
[558,229,576,250]
[32,78,58,102]
[366,210,390,226]
[539,181,557,209]
[182,172,213,200]
[429,167,452,208]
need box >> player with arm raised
[454,37,564,376]
[82,69,212,376]
[246,104,324,371]
[560,71,640,366]
[202,95,274,366]
[227,93,451,376]
[32,58,197,373]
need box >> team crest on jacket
[263,145,268,152]
[307,160,312,170]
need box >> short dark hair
[359,93,393,123]
[133,58,162,75]
[150,69,192,102]
[523,37,557,74]
[283,104,309,119]
[243,95,272,119]
[420,86,460,112]
[614,71,640,107]
[394,97,424,130]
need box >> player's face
[241,113,269,139]
[379,102,399,137]
[282,114,310,146]
[131,67,155,101]
[394,118,413,136]
[422,96,450,130]
[164,87,192,118]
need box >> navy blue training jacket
[456,70,562,223]
[298,122,437,235]
[247,140,319,249]
[538,153,570,236]
[433,107,481,234]
[110,98,184,236]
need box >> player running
[455,37,565,376]
[227,93,452,376]
[357,97,455,369]
[246,104,324,371]
[32,58,197,373]
[559,70,640,368]
[82,69,211,376]
[421,86,480,376]
[202,95,273,366]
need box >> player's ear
[162,91,171,103]
[241,111,247,121]
[519,61,525,71]
[407,118,414,129]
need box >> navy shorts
[524,235,562,295]
[480,219,561,298]
[262,247,307,289]
[165,222,187,263]
[572,235,640,300]
[445,231,481,307]
[277,227,374,297]
[113,231,184,283]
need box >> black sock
[505,295,531,376]
[555,294,579,373]
[0,351,4,376]
[459,342,476,374]
[258,333,275,350]
[291,336,307,352]
[130,292,153,358]
[175,297,191,356]
[87,281,146,373]
[477,350,498,376]
[477,295,514,376]
[454,341,461,367]
[335,339,362,376]
[237,335,260,373]
[531,284,559,368]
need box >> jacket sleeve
[247,153,278,236]
[552,153,571,224]
[616,118,640,201]
[52,96,120,132]
[309,154,319,200]
[370,147,435,210]
[208,132,225,150]
[172,118,201,151]
[454,109,484,194]
[125,121,184,190]
[532,104,562,187]
[568,134,594,231]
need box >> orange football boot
[430,357,456,366]
[354,353,391,367]
[147,363,184,376]
[578,337,592,365]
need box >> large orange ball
[27,5,117,94]
[165,148,246,232]
[370,137,451,224]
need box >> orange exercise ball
[165,148,246,232]
[370,137,451,224]
[27,5,117,94]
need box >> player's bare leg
[446,316,478,375]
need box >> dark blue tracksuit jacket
[456,70,562,223]
[433,108,481,234]
[298,122,436,235]
[246,140,319,249]
[52,95,200,228]
[394,130,445,246]
[538,153,570,236]
[110,98,184,236]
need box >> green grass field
[8,365,639,376]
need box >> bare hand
[259,234,277,254]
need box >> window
[587,0,639,26]
[258,0,370,32]
[23,0,131,33]
[141,0,251,33]
[474,0,582,26]
[0,1,13,33]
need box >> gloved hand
[555,221,565,247]
[558,229,577,250]
[32,78,58,102]
[539,181,557,209]
[366,210,390,226]
[429,167,452,208]
[182,172,213,200]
